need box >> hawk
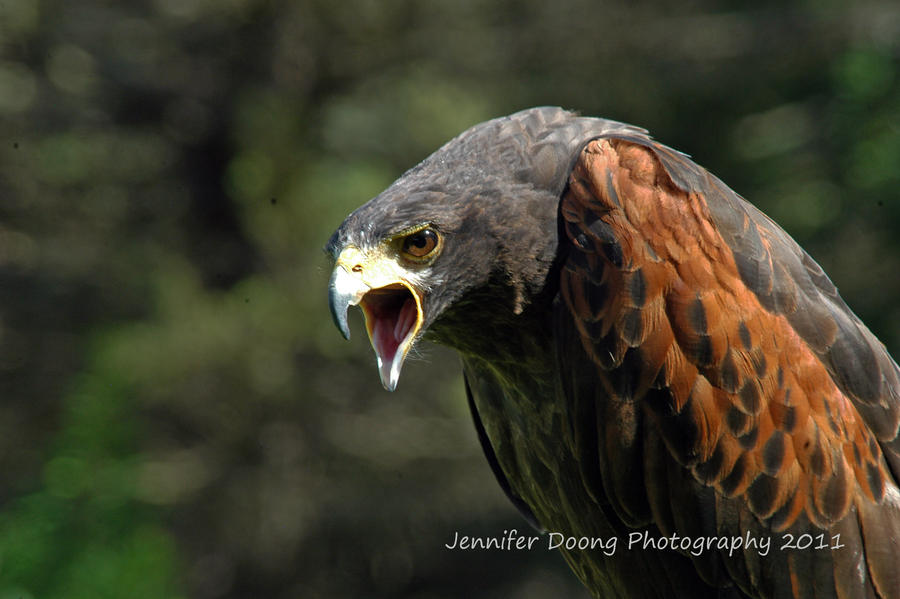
[326,107,900,598]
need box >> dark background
[1,1,898,597]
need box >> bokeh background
[1,1,899,598]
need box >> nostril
[351,264,363,272]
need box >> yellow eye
[401,228,440,259]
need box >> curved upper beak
[329,266,367,340]
[328,247,425,391]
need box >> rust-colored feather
[559,137,900,597]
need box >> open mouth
[359,283,422,390]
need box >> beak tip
[377,357,401,392]
[329,267,358,341]
[329,302,352,340]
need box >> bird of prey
[326,107,900,598]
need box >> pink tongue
[393,298,417,343]
[371,297,416,365]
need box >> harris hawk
[326,107,900,598]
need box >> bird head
[325,196,493,391]
[326,169,532,391]
[326,107,640,390]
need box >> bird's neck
[425,282,557,389]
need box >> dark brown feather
[557,136,900,598]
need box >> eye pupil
[402,228,438,258]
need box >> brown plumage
[327,107,900,598]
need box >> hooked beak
[329,266,363,341]
[328,247,425,391]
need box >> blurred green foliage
[0,1,898,597]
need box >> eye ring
[400,228,440,260]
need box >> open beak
[329,247,425,391]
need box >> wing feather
[557,136,900,598]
